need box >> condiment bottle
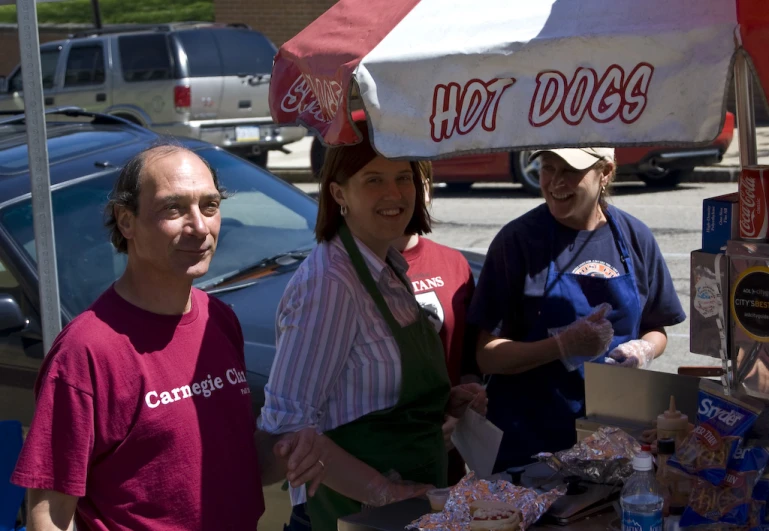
[656,438,675,515]
[657,396,688,446]
[656,438,691,511]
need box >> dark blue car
[0,109,483,426]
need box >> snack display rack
[706,53,769,405]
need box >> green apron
[305,225,451,531]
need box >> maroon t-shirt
[12,286,264,530]
[401,237,476,385]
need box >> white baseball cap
[529,147,615,170]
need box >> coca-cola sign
[739,168,769,240]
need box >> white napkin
[451,409,504,478]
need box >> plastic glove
[550,303,615,372]
[362,471,433,508]
[605,339,656,369]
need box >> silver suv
[0,22,305,166]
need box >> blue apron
[487,209,643,472]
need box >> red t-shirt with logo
[11,286,264,530]
[401,237,477,385]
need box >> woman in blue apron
[467,147,686,472]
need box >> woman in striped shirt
[258,124,486,531]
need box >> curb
[271,166,743,185]
[683,166,740,183]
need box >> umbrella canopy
[270,0,769,159]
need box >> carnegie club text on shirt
[144,367,250,409]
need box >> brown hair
[314,124,432,242]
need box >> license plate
[235,126,261,142]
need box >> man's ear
[115,205,135,242]
[329,182,346,209]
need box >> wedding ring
[318,459,325,469]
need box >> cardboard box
[703,193,739,254]
[727,240,769,399]
[690,250,729,357]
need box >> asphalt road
[294,180,733,375]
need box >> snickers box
[690,250,728,358]
[703,193,739,254]
[727,240,769,399]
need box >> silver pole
[734,51,758,167]
[16,0,62,353]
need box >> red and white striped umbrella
[270,0,769,159]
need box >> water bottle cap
[633,452,653,471]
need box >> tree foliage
[0,0,214,25]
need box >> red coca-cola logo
[740,172,766,238]
[280,74,342,124]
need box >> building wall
[0,26,76,76]
[214,0,335,49]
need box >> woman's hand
[363,474,434,508]
[442,415,459,451]
[553,303,614,363]
[273,428,327,496]
[447,383,488,418]
[605,339,656,369]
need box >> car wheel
[310,138,326,178]
[638,168,690,189]
[511,150,542,196]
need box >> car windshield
[0,148,318,316]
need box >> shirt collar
[332,234,409,283]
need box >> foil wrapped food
[407,473,565,531]
[535,426,641,485]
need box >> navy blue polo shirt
[468,204,686,341]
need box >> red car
[310,112,735,195]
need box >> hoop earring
[340,205,349,216]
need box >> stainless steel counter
[337,498,620,531]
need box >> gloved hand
[605,339,657,368]
[363,471,433,508]
[551,303,615,372]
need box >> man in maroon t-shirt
[12,143,325,530]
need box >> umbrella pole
[734,52,757,167]
[16,0,62,354]
[726,51,758,394]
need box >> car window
[174,30,222,78]
[211,29,276,76]
[8,48,61,92]
[64,45,106,87]
[0,148,318,316]
[118,34,174,83]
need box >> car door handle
[44,96,54,105]
[96,93,106,102]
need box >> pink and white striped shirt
[258,234,420,435]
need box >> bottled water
[621,452,664,531]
